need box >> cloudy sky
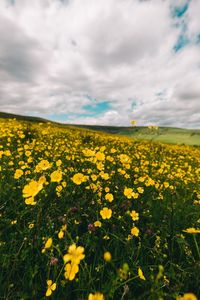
[0,0,200,128]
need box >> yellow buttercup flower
[50,170,62,183]
[56,159,62,167]
[130,210,139,221]
[95,152,105,161]
[124,187,133,199]
[63,244,85,265]
[64,263,79,281]
[104,251,112,262]
[88,292,105,300]
[177,293,197,300]
[183,228,200,234]
[25,197,37,205]
[28,223,34,229]
[137,187,144,194]
[42,238,53,253]
[138,267,146,280]
[58,224,67,239]
[58,230,64,239]
[72,173,85,185]
[131,227,139,237]
[46,280,56,297]
[11,220,17,225]
[105,193,114,202]
[100,207,112,220]
[22,180,43,199]
[94,221,102,227]
[35,159,51,172]
[14,169,23,179]
[100,172,109,180]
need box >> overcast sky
[0,0,200,128]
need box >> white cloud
[0,0,199,128]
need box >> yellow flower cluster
[0,118,199,299]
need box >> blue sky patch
[173,34,189,52]
[48,113,70,122]
[172,2,189,18]
[82,101,111,116]
[7,0,15,5]
[197,34,200,44]
[131,101,138,110]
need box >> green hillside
[71,124,200,146]
[0,112,49,123]
[0,111,199,146]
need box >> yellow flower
[11,220,17,225]
[94,221,102,227]
[138,267,146,280]
[104,251,112,262]
[83,148,95,157]
[130,210,139,221]
[131,227,139,237]
[42,238,53,253]
[46,280,56,297]
[105,187,110,192]
[56,159,62,167]
[183,228,200,234]
[58,230,64,239]
[14,169,23,179]
[72,173,85,185]
[100,172,109,180]
[88,292,105,300]
[119,154,131,164]
[28,223,34,229]
[39,175,47,185]
[137,187,144,194]
[63,244,85,265]
[25,197,37,205]
[105,193,114,202]
[50,170,62,183]
[64,263,79,281]
[132,192,139,199]
[91,174,98,181]
[95,152,105,161]
[100,207,112,220]
[58,224,67,239]
[124,187,133,199]
[62,181,67,187]
[35,160,51,172]
[163,181,169,188]
[177,293,197,300]
[22,180,43,199]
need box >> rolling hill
[0,111,199,146]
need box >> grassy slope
[0,111,200,146]
[70,125,200,146]
[0,112,49,123]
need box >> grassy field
[1,111,199,146]
[0,117,200,300]
[73,125,200,146]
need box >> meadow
[0,118,200,300]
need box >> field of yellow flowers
[0,118,200,300]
